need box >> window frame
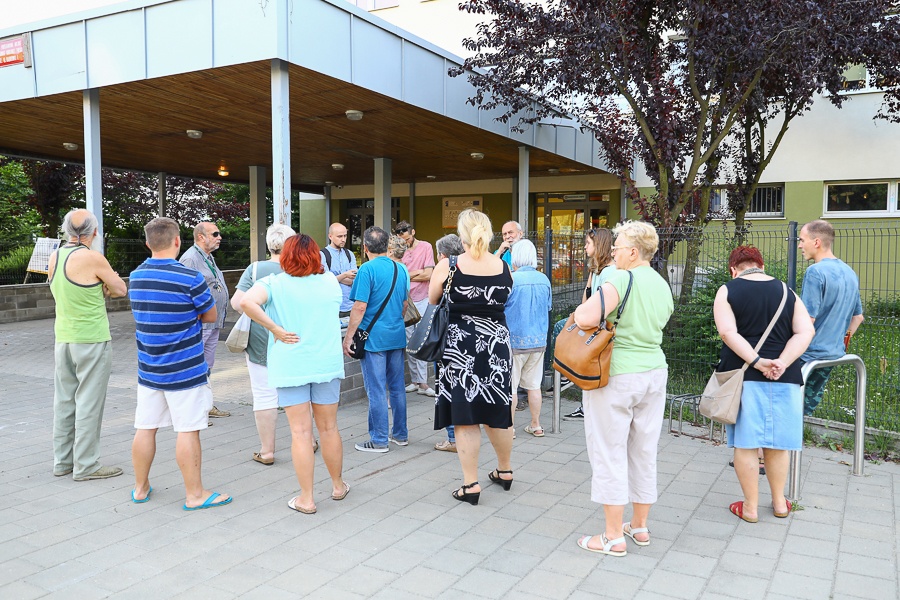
[822,180,899,218]
[708,184,785,220]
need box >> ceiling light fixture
[325,180,335,186]
[470,152,485,160]
[426,175,437,180]
[332,163,344,171]
[217,162,229,177]
[548,168,560,174]
[186,129,203,139]
[345,110,364,121]
[62,142,79,151]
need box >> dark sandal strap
[461,481,479,490]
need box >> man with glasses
[396,221,436,396]
[180,222,231,419]
[320,222,358,318]
[495,221,523,266]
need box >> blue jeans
[360,349,408,446]
[446,425,455,442]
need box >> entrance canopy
[0,0,608,243]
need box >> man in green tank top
[48,209,127,481]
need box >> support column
[518,146,530,232]
[83,88,103,252]
[374,158,392,231]
[271,59,291,226]
[158,172,167,217]
[249,165,267,262]
[511,176,519,222]
[324,185,332,229]
[408,182,416,226]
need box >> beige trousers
[582,368,667,505]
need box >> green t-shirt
[606,265,674,376]
[237,260,285,365]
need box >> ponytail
[457,209,493,259]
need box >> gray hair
[435,233,464,258]
[266,223,296,254]
[511,238,537,269]
[363,226,389,254]
[387,234,408,260]
[62,209,98,239]
[504,220,524,233]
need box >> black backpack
[322,247,352,271]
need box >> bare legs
[283,402,345,512]
[764,448,789,514]
[131,429,156,501]
[454,423,514,494]
[734,447,790,519]
[254,408,278,461]
[527,388,543,432]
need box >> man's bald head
[328,222,348,249]
[62,209,98,241]
[193,221,221,253]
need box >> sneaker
[209,406,231,418]
[516,399,528,411]
[560,377,574,392]
[405,383,419,393]
[53,467,73,477]
[563,406,584,420]
[74,466,124,481]
[417,387,436,397]
[434,440,457,453]
[389,437,409,447]
[354,441,389,453]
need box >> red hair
[728,246,764,270]
[280,234,323,277]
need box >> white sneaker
[417,387,436,397]
[405,383,418,393]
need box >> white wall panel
[33,24,87,96]
[146,0,212,77]
[0,45,35,102]
[86,10,145,88]
[351,18,401,97]
[478,93,509,137]
[575,128,594,165]
[445,71,479,126]
[290,0,352,82]
[401,44,443,112]
[556,125,575,160]
[534,123,555,153]
[213,0,278,67]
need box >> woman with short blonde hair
[429,209,514,505]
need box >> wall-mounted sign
[442,196,483,228]
[563,194,587,201]
[0,34,31,68]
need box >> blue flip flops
[131,487,153,504]
[183,492,232,511]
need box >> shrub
[0,246,34,285]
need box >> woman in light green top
[572,221,674,558]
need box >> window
[839,64,886,93]
[708,185,784,218]
[824,181,899,216]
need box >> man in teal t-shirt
[343,226,410,453]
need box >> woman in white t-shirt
[241,234,349,514]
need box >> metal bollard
[551,370,561,434]
[788,354,867,501]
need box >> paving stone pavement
[1,312,898,599]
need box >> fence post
[544,227,553,278]
[787,221,798,292]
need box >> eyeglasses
[210,231,221,238]
[611,245,632,253]
[395,227,410,234]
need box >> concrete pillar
[512,176,519,222]
[83,89,103,252]
[158,172,167,217]
[271,59,291,226]
[518,146,530,232]
[374,158,392,231]
[249,165,267,262]
[324,185,332,229]
[409,182,416,226]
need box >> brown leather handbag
[552,272,633,390]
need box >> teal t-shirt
[257,272,345,388]
[800,258,863,361]
[349,256,410,352]
[237,260,284,365]
[590,264,617,296]
[606,266,674,376]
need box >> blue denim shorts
[277,378,341,407]
[726,381,802,451]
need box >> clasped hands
[754,357,786,380]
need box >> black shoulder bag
[347,261,398,360]
[407,256,458,362]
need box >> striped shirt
[129,258,215,391]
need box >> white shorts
[511,351,545,391]
[246,356,279,411]
[134,384,213,432]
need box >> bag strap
[740,282,788,372]
[442,255,458,297]
[363,260,398,334]
[610,270,634,328]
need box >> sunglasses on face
[395,227,410,234]
[209,231,221,238]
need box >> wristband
[749,356,761,368]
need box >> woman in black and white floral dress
[430,209,514,505]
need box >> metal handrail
[788,354,867,501]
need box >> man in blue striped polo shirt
[128,217,232,510]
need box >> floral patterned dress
[434,260,513,430]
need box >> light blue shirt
[505,266,552,350]
[257,272,344,387]
[800,258,863,361]
[349,256,410,352]
[320,246,357,312]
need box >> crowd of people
[47,206,863,556]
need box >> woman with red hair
[241,234,349,514]
[713,246,814,523]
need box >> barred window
[708,185,783,218]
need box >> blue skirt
[726,381,802,450]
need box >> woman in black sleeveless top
[713,247,814,523]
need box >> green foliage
[871,431,895,457]
[0,246,34,286]
[0,159,41,244]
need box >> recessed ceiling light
[345,110,364,121]
[548,168,560,174]
[332,163,344,171]
[470,152,484,160]
[63,142,78,151]
[426,175,437,180]
[325,181,335,186]
[186,130,203,139]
